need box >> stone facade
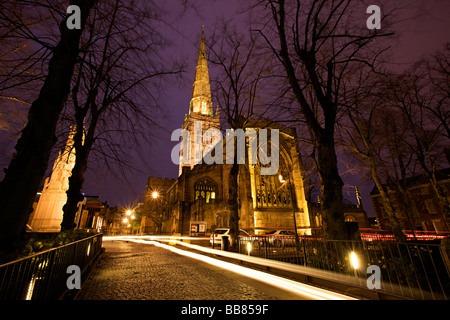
[28,128,77,232]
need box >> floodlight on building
[152,191,158,199]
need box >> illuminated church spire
[179,27,220,176]
[190,25,213,116]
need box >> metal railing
[239,235,450,300]
[0,233,103,300]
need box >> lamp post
[151,191,163,234]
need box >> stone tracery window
[255,157,292,209]
[195,178,217,203]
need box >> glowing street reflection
[104,236,357,300]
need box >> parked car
[264,229,296,247]
[210,228,250,246]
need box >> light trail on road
[104,236,357,300]
[104,235,365,289]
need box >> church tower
[179,27,220,176]
[29,127,77,232]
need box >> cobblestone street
[76,240,311,300]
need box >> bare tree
[339,68,407,241]
[385,66,450,223]
[251,0,394,240]
[0,0,97,257]
[208,23,276,247]
[60,0,184,230]
[422,43,450,140]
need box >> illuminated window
[194,178,217,203]
[201,101,207,114]
[255,157,291,209]
[193,100,200,113]
[345,215,356,222]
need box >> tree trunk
[0,0,96,256]
[61,157,88,231]
[61,116,96,231]
[61,143,90,231]
[316,133,347,240]
[228,161,240,248]
[370,162,406,242]
[420,162,450,224]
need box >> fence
[0,233,103,300]
[239,235,450,300]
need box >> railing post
[43,250,57,299]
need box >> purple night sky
[2,0,450,216]
[83,0,450,215]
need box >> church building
[144,28,311,236]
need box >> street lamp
[151,190,163,234]
[123,209,135,234]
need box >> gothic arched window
[254,156,292,209]
[194,178,217,203]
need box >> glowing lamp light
[247,242,252,256]
[123,218,129,224]
[278,174,285,183]
[126,210,132,216]
[350,251,359,270]
[152,191,158,199]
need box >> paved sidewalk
[75,240,303,300]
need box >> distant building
[367,217,380,229]
[370,168,450,233]
[141,178,175,234]
[76,196,108,232]
[309,192,370,232]
[103,206,121,235]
